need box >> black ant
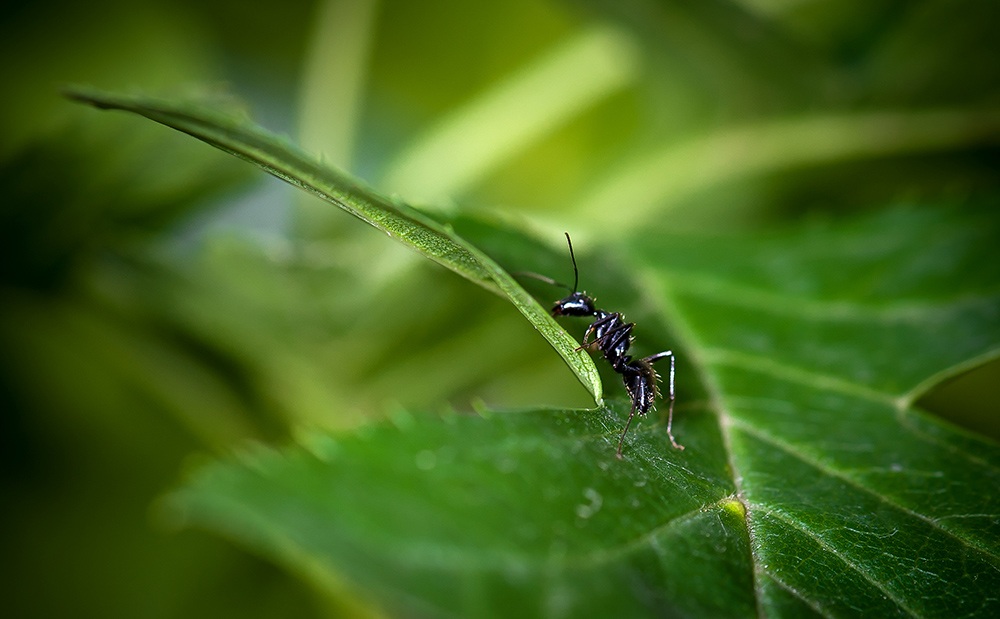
[523,233,681,458]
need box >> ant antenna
[512,233,580,293]
[564,232,579,293]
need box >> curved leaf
[64,87,602,404]
[168,207,1000,617]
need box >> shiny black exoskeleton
[534,234,682,458]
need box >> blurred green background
[2,0,998,617]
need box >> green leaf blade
[169,402,750,618]
[64,87,494,285]
[64,87,602,404]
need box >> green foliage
[164,207,1000,618]
[5,1,1000,618]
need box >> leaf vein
[571,496,736,568]
[731,419,1000,565]
[640,273,766,619]
[893,407,1000,477]
[664,272,1000,324]
[758,506,925,619]
[703,348,897,404]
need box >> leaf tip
[61,85,107,108]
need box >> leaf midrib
[652,270,909,618]
[636,272,765,618]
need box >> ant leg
[617,397,641,459]
[577,313,618,351]
[664,395,683,450]
[513,271,570,291]
[645,351,683,450]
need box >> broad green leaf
[64,87,601,404]
[167,207,1000,617]
[628,207,1000,617]
[170,400,752,619]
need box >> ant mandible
[524,233,682,458]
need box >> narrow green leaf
[575,109,1000,239]
[64,87,602,404]
[168,207,1000,617]
[381,24,639,204]
[298,0,379,169]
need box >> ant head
[552,291,595,317]
[516,233,594,316]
